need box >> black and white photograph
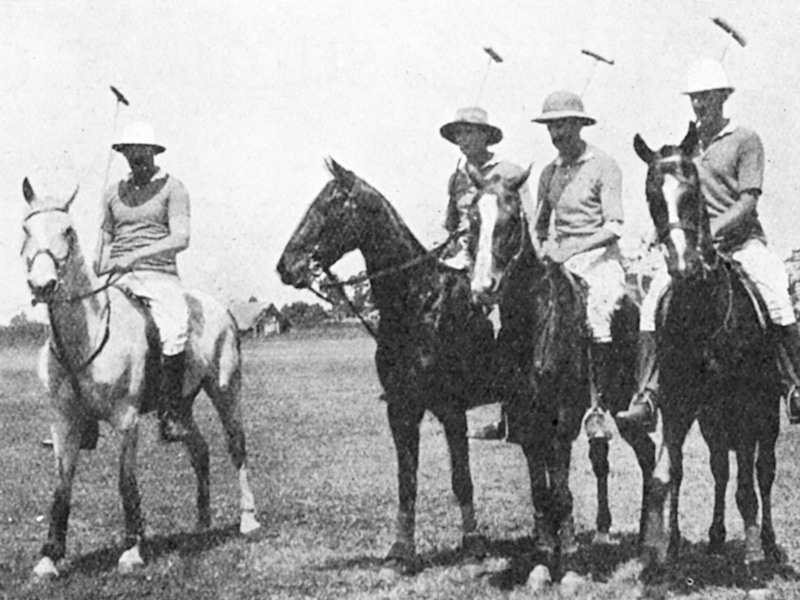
[2,1,800,598]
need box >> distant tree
[9,312,29,328]
[280,301,329,328]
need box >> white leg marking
[33,556,59,579]
[238,467,261,534]
[118,544,145,574]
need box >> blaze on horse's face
[467,165,531,305]
[633,123,708,279]
[277,159,362,289]
[20,178,79,304]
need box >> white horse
[21,178,261,578]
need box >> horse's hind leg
[439,408,483,559]
[756,432,780,561]
[703,427,729,556]
[616,420,656,548]
[34,419,82,578]
[181,411,212,530]
[734,441,764,565]
[118,426,146,574]
[589,438,611,544]
[205,373,260,535]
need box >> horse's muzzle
[28,279,57,305]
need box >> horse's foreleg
[118,426,146,574]
[589,438,611,542]
[207,378,260,535]
[34,420,82,578]
[616,420,656,548]
[385,401,424,573]
[523,443,557,555]
[665,423,686,562]
[756,433,779,561]
[442,413,478,549]
[734,441,764,565]
[551,436,577,556]
[705,432,729,556]
[182,416,211,530]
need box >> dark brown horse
[633,124,782,568]
[277,159,495,573]
[467,166,655,583]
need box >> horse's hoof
[559,570,587,596]
[527,564,551,591]
[592,531,615,546]
[746,588,776,600]
[33,557,58,579]
[461,533,488,563]
[118,546,145,575]
[240,511,261,535]
[382,542,416,576]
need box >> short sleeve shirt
[693,122,766,247]
[536,144,623,241]
[101,169,190,275]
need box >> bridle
[648,155,702,246]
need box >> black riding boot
[778,324,800,424]
[616,331,659,432]
[584,342,614,439]
[159,351,191,442]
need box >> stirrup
[787,384,800,425]
[583,407,613,440]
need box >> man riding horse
[618,58,800,429]
[439,106,531,439]
[93,122,193,442]
[532,91,626,440]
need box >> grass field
[2,329,800,599]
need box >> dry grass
[2,333,800,599]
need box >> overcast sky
[2,0,798,323]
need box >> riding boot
[777,324,800,424]
[584,342,614,440]
[616,331,659,433]
[159,351,191,443]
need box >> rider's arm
[711,131,763,241]
[93,190,115,276]
[534,166,554,244]
[710,190,759,239]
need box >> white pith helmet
[683,58,734,95]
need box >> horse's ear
[633,134,655,164]
[465,162,485,189]
[65,185,79,210]
[679,122,699,156]
[22,178,35,204]
[507,164,533,192]
[327,157,355,188]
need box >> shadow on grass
[314,530,800,595]
[67,523,244,577]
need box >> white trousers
[640,238,795,332]
[116,271,189,355]
[564,246,627,343]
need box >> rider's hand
[543,244,573,265]
[108,255,137,274]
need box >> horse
[20,179,261,579]
[466,165,655,583]
[276,159,495,574]
[633,124,782,569]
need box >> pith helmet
[440,107,503,145]
[532,91,596,126]
[683,58,734,95]
[112,122,166,154]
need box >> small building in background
[229,299,291,338]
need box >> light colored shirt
[694,121,766,248]
[535,144,623,242]
[101,169,190,275]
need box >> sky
[1,0,799,323]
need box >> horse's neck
[356,198,426,312]
[48,248,107,354]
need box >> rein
[48,291,113,376]
[309,229,464,340]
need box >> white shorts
[564,246,626,343]
[640,238,795,331]
[116,271,189,355]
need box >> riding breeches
[640,238,796,332]
[563,246,626,343]
[116,271,189,355]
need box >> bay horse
[633,124,782,568]
[20,179,261,579]
[276,159,495,574]
[467,165,655,582]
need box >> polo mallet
[711,16,747,62]
[580,49,614,97]
[475,47,503,105]
[102,85,129,191]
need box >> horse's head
[633,123,711,279]
[277,158,366,289]
[467,164,532,305]
[20,178,80,304]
